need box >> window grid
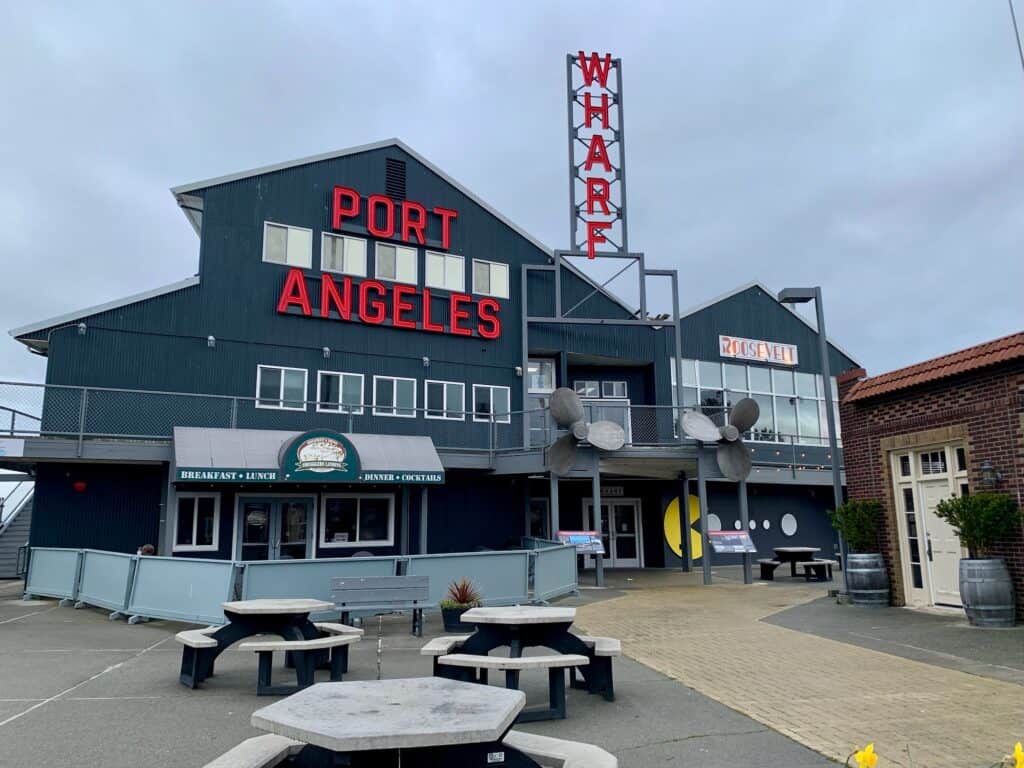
[255,365,308,411]
[316,371,365,414]
[321,233,368,277]
[375,243,418,284]
[425,251,465,292]
[262,222,313,268]
[320,494,394,548]
[472,258,510,299]
[372,375,417,418]
[424,379,466,421]
[173,494,220,552]
[473,384,511,424]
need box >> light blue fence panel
[241,557,399,620]
[405,551,531,607]
[521,537,562,550]
[25,547,82,600]
[76,549,135,612]
[533,545,578,602]
[126,556,237,625]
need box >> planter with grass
[829,500,889,606]
[440,578,482,632]
[934,492,1021,628]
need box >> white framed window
[320,494,394,548]
[263,222,312,268]
[317,371,364,414]
[256,365,308,410]
[425,251,464,292]
[472,258,509,299]
[375,243,418,284]
[574,380,599,397]
[602,381,628,398]
[527,359,555,393]
[473,384,511,423]
[322,233,367,276]
[173,493,220,552]
[425,379,465,421]
[373,375,417,417]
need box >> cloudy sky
[1,1,1022,384]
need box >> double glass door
[584,499,642,568]
[238,497,313,561]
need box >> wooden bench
[330,575,434,637]
[437,653,589,722]
[801,559,838,582]
[175,626,219,688]
[758,559,782,580]
[202,731,616,768]
[238,633,360,696]
[419,634,471,674]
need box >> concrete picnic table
[250,677,543,766]
[457,606,615,701]
[773,547,821,577]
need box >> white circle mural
[707,513,722,532]
[762,519,770,530]
[748,519,757,530]
[733,520,742,530]
[781,513,798,537]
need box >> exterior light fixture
[207,335,216,348]
[322,347,331,359]
[515,366,523,376]
[422,356,430,368]
[77,322,87,336]
[981,460,1002,488]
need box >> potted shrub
[828,500,890,606]
[440,578,482,631]
[934,492,1021,627]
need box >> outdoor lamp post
[777,287,849,594]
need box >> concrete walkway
[572,569,1024,768]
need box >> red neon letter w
[577,51,613,87]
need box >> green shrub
[828,500,883,553]
[933,492,1021,559]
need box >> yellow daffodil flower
[1011,741,1024,768]
[853,743,878,768]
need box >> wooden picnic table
[250,677,545,766]
[773,547,821,577]
[457,606,614,702]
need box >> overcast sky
[2,1,1022,384]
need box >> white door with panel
[919,480,963,608]
[583,498,642,568]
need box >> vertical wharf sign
[567,51,628,258]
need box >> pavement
[571,567,1024,768]
[0,577,835,768]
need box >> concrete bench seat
[420,634,471,673]
[437,653,589,722]
[503,730,618,768]
[574,634,622,657]
[758,559,782,580]
[238,633,360,696]
[313,621,363,637]
[201,734,304,768]
[175,627,218,649]
[801,559,839,582]
[176,627,220,687]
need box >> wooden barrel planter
[960,559,1016,628]
[846,553,890,606]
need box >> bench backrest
[330,575,431,608]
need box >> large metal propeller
[681,397,760,482]
[546,387,626,475]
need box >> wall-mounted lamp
[422,356,430,368]
[980,460,1002,488]
[77,322,87,336]
[207,335,216,348]
[515,366,523,377]
[322,347,331,359]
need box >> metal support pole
[549,473,560,534]
[671,273,685,444]
[400,487,410,556]
[738,479,752,584]
[76,388,88,458]
[419,486,429,554]
[591,462,604,587]
[230,397,238,429]
[697,448,712,585]
[814,288,849,593]
[678,472,691,572]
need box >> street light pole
[778,286,849,594]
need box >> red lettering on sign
[586,178,611,215]
[392,284,417,329]
[367,195,395,238]
[320,274,352,320]
[421,288,445,333]
[477,298,501,339]
[449,293,473,336]
[359,280,387,324]
[433,206,458,250]
[583,134,612,172]
[277,268,312,315]
[331,186,360,230]
[578,51,613,87]
[401,201,427,245]
[586,221,609,259]
[583,92,611,129]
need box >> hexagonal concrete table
[251,677,542,766]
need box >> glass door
[278,499,312,560]
[240,500,272,561]
[238,497,313,560]
[584,499,642,568]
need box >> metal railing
[0,380,842,465]
[0,479,33,529]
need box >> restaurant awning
[173,427,444,484]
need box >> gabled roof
[680,280,860,366]
[845,330,1024,402]
[8,276,200,352]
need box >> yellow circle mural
[663,495,702,561]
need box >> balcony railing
[0,380,841,469]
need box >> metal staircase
[0,485,32,579]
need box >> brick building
[838,332,1024,614]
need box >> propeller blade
[717,439,753,482]
[549,387,585,428]
[681,410,722,443]
[571,420,589,441]
[586,421,626,451]
[729,397,760,433]
[719,424,739,442]
[547,434,579,475]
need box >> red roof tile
[844,331,1024,402]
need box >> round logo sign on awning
[279,429,361,482]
